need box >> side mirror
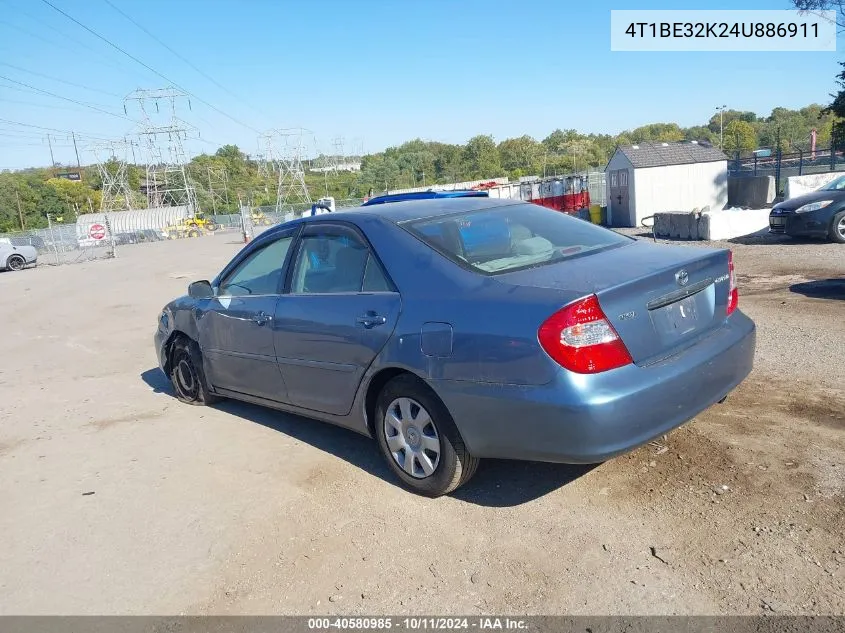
[188,280,214,299]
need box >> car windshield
[401,203,630,274]
[820,176,845,191]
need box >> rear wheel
[829,211,845,244]
[374,375,479,497]
[6,254,25,271]
[169,338,221,405]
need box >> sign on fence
[89,224,106,240]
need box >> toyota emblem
[675,269,689,286]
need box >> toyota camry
[154,198,756,496]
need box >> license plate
[770,217,786,226]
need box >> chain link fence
[1,219,117,267]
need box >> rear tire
[6,254,25,271]
[169,338,221,406]
[829,211,845,244]
[374,375,479,497]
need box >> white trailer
[76,206,190,247]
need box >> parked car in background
[770,174,845,243]
[0,238,38,271]
[361,190,488,207]
[155,198,756,496]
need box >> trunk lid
[497,241,733,365]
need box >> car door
[273,222,401,416]
[197,230,296,402]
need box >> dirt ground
[0,228,843,616]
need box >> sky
[0,0,841,170]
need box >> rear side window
[402,203,630,274]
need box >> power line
[102,0,272,126]
[0,0,162,83]
[0,97,124,114]
[0,62,122,98]
[41,0,262,135]
[0,75,131,121]
[0,79,120,110]
[0,118,114,139]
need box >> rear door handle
[356,313,387,328]
[252,311,272,326]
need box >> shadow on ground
[140,368,592,506]
[727,234,819,246]
[790,278,845,301]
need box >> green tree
[462,135,502,179]
[723,120,757,153]
[498,135,541,175]
[629,123,685,143]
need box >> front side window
[402,203,630,275]
[290,229,393,294]
[218,236,293,296]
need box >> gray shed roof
[614,141,728,169]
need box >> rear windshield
[401,203,630,274]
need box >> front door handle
[252,311,272,326]
[356,313,387,328]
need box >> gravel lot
[1,229,843,615]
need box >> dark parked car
[155,198,756,496]
[769,175,845,243]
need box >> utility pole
[716,105,727,149]
[15,190,25,230]
[71,132,81,168]
[46,134,55,168]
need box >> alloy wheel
[7,255,24,271]
[838,216,845,239]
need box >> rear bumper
[432,311,756,464]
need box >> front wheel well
[163,330,194,375]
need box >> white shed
[605,141,728,227]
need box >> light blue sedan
[154,198,755,496]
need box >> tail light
[538,295,633,374]
[726,251,739,315]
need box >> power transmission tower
[276,128,313,210]
[124,87,198,214]
[92,139,135,212]
[200,165,229,213]
[259,128,313,212]
[330,135,345,173]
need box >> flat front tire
[169,338,221,405]
[374,375,479,497]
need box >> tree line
[0,103,837,232]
